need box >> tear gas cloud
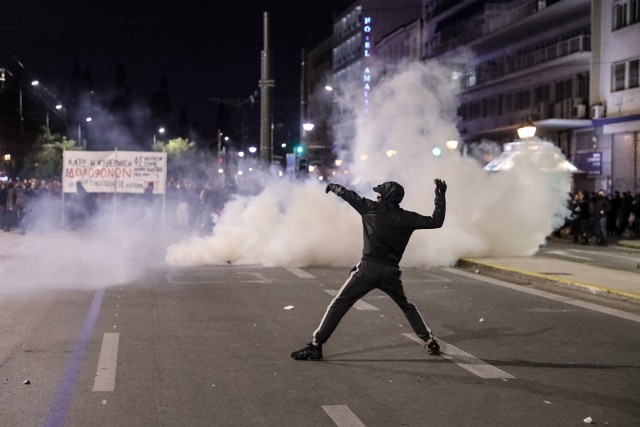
[0,96,199,295]
[166,60,571,268]
[0,226,173,295]
[0,59,571,295]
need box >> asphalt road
[1,261,639,426]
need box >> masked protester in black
[291,179,447,360]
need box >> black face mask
[376,194,382,201]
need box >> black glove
[434,179,447,195]
[325,183,344,194]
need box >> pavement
[457,239,640,302]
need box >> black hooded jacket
[335,181,445,267]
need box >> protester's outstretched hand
[325,183,344,194]
[434,179,447,195]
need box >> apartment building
[588,0,640,192]
[311,0,640,192]
[420,0,640,192]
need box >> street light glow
[302,123,315,131]
[248,146,257,153]
[445,140,459,150]
[517,124,537,139]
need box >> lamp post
[78,117,92,150]
[3,154,11,180]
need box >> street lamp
[517,121,537,140]
[153,127,166,149]
[78,117,92,150]
[445,140,459,150]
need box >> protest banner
[62,150,167,194]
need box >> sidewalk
[458,240,640,302]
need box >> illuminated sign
[575,151,602,175]
[363,16,372,112]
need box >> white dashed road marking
[322,405,366,427]
[286,267,316,279]
[93,333,120,392]
[324,290,379,311]
[545,250,592,261]
[403,333,516,379]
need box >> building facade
[308,0,640,192]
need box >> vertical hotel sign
[363,16,372,113]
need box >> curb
[456,258,640,302]
[616,240,640,251]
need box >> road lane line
[403,333,516,379]
[322,405,366,427]
[286,267,315,278]
[324,290,379,311]
[445,268,640,323]
[545,250,592,261]
[45,288,105,427]
[570,248,640,262]
[93,333,120,392]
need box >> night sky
[0,1,346,137]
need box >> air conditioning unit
[591,104,605,119]
[574,104,586,119]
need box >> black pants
[313,260,433,344]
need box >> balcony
[465,35,591,88]
[426,0,590,58]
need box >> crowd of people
[564,189,640,246]
[0,176,230,234]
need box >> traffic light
[295,145,304,155]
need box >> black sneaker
[425,339,440,356]
[291,342,323,360]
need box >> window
[555,79,573,101]
[534,84,551,103]
[630,59,640,88]
[614,2,628,30]
[576,72,590,98]
[614,63,626,91]
[613,0,640,30]
[514,90,531,110]
[612,58,640,91]
[632,0,640,25]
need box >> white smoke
[166,60,570,268]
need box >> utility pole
[299,49,307,167]
[259,11,275,166]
